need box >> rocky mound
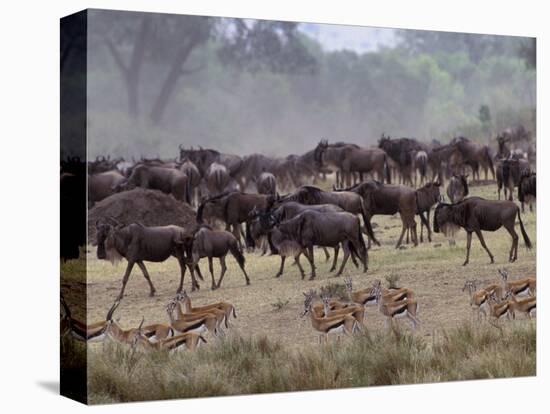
[88,188,196,244]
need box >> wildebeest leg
[305,245,316,280]
[474,229,494,264]
[504,223,519,262]
[411,219,418,246]
[330,245,339,272]
[217,256,227,288]
[463,232,472,266]
[176,257,188,293]
[322,247,330,262]
[335,243,350,277]
[275,256,285,278]
[396,222,407,249]
[207,257,217,290]
[295,254,306,279]
[117,261,135,300]
[137,261,156,297]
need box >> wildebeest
[518,172,536,213]
[314,140,391,187]
[337,181,422,248]
[279,185,378,245]
[413,181,442,243]
[179,159,201,206]
[446,174,469,203]
[184,225,250,290]
[433,197,532,265]
[427,143,459,184]
[274,210,368,279]
[88,170,126,206]
[254,171,277,195]
[116,164,190,203]
[179,146,243,180]
[450,136,494,181]
[205,162,231,196]
[414,150,429,186]
[378,134,426,186]
[95,219,198,298]
[496,157,531,201]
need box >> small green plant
[385,273,401,289]
[271,298,289,311]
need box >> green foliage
[319,282,348,301]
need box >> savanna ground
[61,179,537,403]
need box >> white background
[0,0,546,411]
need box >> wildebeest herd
[61,128,536,350]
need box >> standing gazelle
[374,286,420,330]
[486,292,513,327]
[302,290,359,344]
[505,290,536,319]
[61,294,118,342]
[176,291,236,329]
[499,269,536,297]
[462,280,489,321]
[166,300,222,337]
[319,292,366,328]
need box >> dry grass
[60,181,536,403]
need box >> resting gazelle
[302,290,359,344]
[374,286,419,330]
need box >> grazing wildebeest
[496,157,531,201]
[518,172,536,213]
[414,150,429,186]
[411,181,442,243]
[88,170,126,206]
[183,224,250,290]
[279,185,379,245]
[337,181,422,248]
[205,162,231,196]
[450,136,494,181]
[446,174,469,203]
[197,191,275,247]
[254,171,277,195]
[433,197,532,265]
[378,134,426,186]
[275,210,368,279]
[95,219,198,298]
[313,140,391,187]
[116,164,190,203]
[179,159,201,206]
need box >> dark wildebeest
[179,159,201,206]
[446,174,469,203]
[433,197,532,265]
[183,225,250,290]
[95,220,198,298]
[496,133,512,160]
[313,140,391,187]
[254,171,277,195]
[410,181,442,243]
[88,170,126,206]
[205,162,231,196]
[279,185,379,245]
[414,150,429,186]
[116,164,190,203]
[378,134,426,186]
[427,143,459,184]
[496,157,531,201]
[450,136,495,181]
[197,191,276,247]
[275,210,368,279]
[518,172,536,213]
[337,181,423,248]
[179,146,243,179]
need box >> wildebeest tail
[245,221,255,249]
[517,209,532,249]
[229,240,246,267]
[360,199,379,245]
[384,154,391,184]
[196,201,206,223]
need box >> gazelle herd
[60,291,237,352]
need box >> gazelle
[176,290,236,329]
[60,294,117,342]
[166,300,222,337]
[499,269,536,297]
[136,326,207,352]
[302,290,359,344]
[462,280,489,321]
[343,276,377,306]
[319,292,365,328]
[486,292,513,326]
[375,286,420,330]
[172,294,226,333]
[371,279,415,302]
[505,290,536,319]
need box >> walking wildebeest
[274,210,368,279]
[446,174,469,203]
[183,224,250,290]
[518,172,536,213]
[95,219,199,298]
[411,181,442,243]
[433,197,532,265]
[450,136,495,181]
[88,170,126,207]
[314,140,391,187]
[337,181,423,248]
[116,164,190,203]
[254,171,277,195]
[496,157,531,201]
[279,185,379,245]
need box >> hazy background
[84,9,536,159]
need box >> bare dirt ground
[81,181,536,349]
